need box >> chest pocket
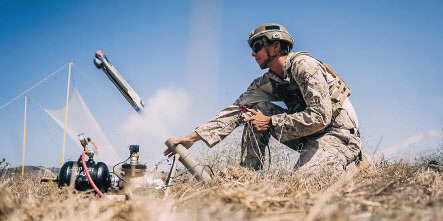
[270,79,306,114]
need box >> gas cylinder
[58,158,111,192]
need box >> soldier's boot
[356,153,376,175]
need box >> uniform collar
[266,53,295,82]
[282,52,294,80]
[267,70,284,82]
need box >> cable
[112,156,130,181]
[71,63,121,106]
[154,157,171,170]
[0,64,68,111]
[202,165,215,178]
[27,98,58,150]
[246,121,266,169]
[262,133,272,170]
[110,156,146,188]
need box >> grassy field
[1,148,442,220]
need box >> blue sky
[0,0,442,167]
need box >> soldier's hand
[242,108,271,133]
[163,131,202,157]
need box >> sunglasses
[252,41,265,53]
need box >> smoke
[381,129,443,157]
[184,0,221,122]
[119,87,192,165]
[185,0,220,94]
[120,0,221,166]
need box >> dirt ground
[1,152,442,221]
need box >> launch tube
[165,137,212,183]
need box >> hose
[90,140,100,150]
[82,151,104,197]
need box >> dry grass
[1,149,442,220]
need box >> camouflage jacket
[195,52,359,147]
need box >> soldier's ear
[273,41,281,52]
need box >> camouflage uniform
[195,52,361,180]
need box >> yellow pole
[21,95,28,178]
[61,63,72,166]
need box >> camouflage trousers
[240,102,361,180]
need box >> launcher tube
[165,137,212,183]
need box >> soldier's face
[251,39,268,66]
[251,40,281,67]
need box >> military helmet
[248,23,293,51]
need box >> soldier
[164,23,361,180]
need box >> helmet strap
[259,39,287,69]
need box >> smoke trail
[184,0,221,121]
[119,87,192,167]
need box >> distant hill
[0,166,59,176]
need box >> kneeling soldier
[165,23,361,181]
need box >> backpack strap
[321,62,351,118]
[286,51,309,76]
[286,52,351,118]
